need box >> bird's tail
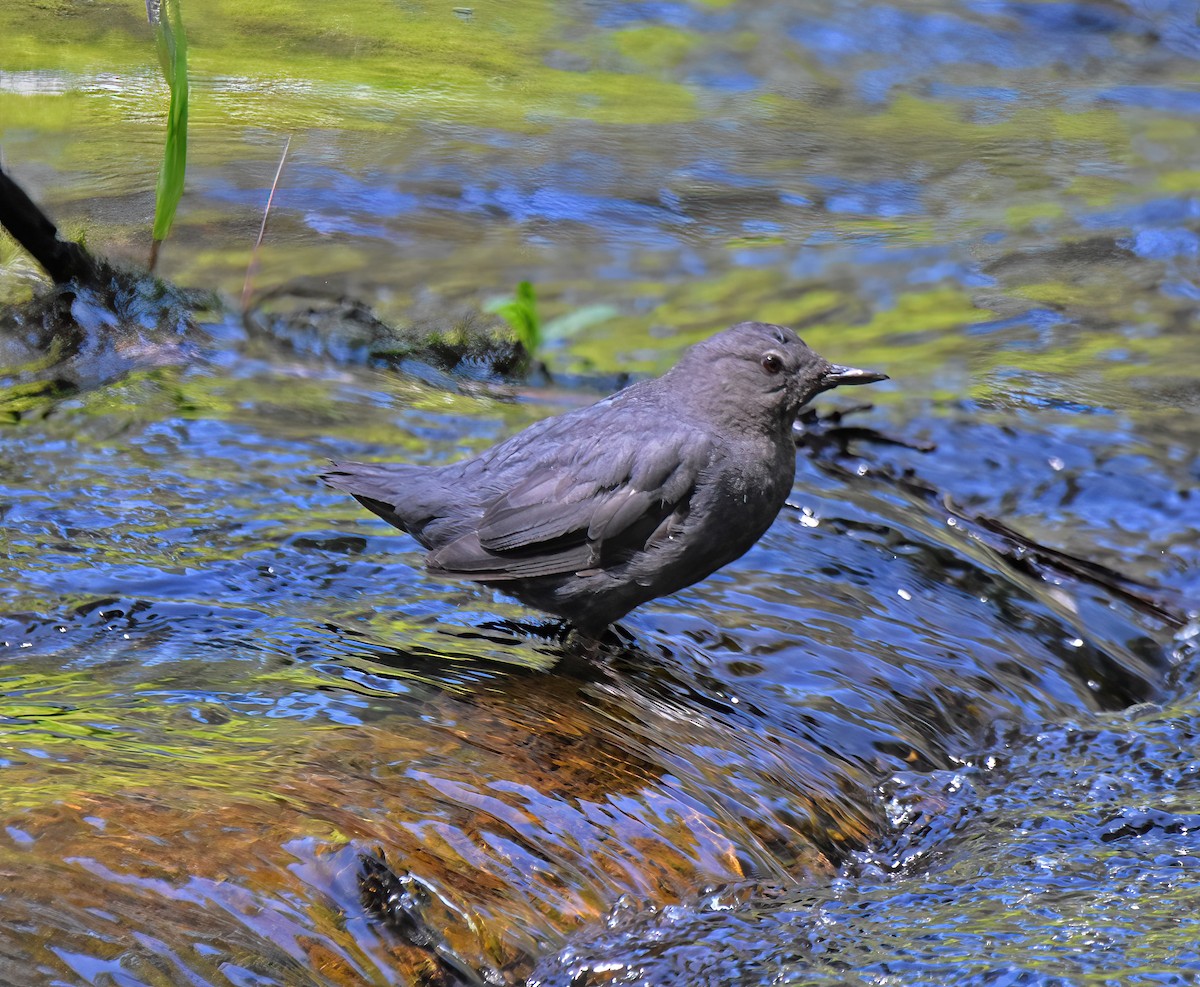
[321,460,438,540]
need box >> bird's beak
[819,364,889,391]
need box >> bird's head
[676,321,888,430]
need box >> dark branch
[0,164,100,286]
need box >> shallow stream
[2,1,1200,984]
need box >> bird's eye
[761,353,784,374]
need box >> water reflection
[533,685,1200,986]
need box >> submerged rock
[0,268,215,422]
[247,295,530,380]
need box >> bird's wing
[426,430,712,580]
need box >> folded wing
[427,431,711,580]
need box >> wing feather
[428,532,594,579]
[475,470,583,551]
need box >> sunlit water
[2,0,1199,984]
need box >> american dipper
[322,321,887,634]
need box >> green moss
[1017,280,1122,308]
[1005,202,1066,229]
[1158,170,1200,194]
[1064,176,1125,208]
[611,26,702,70]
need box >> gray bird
[322,321,887,634]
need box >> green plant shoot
[486,280,542,356]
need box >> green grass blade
[151,0,188,250]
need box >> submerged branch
[795,405,1188,631]
[0,165,100,287]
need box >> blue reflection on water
[808,176,924,218]
[790,4,1116,70]
[593,1,736,31]
[1124,228,1200,261]
[1099,85,1200,113]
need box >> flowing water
[1,0,1199,984]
